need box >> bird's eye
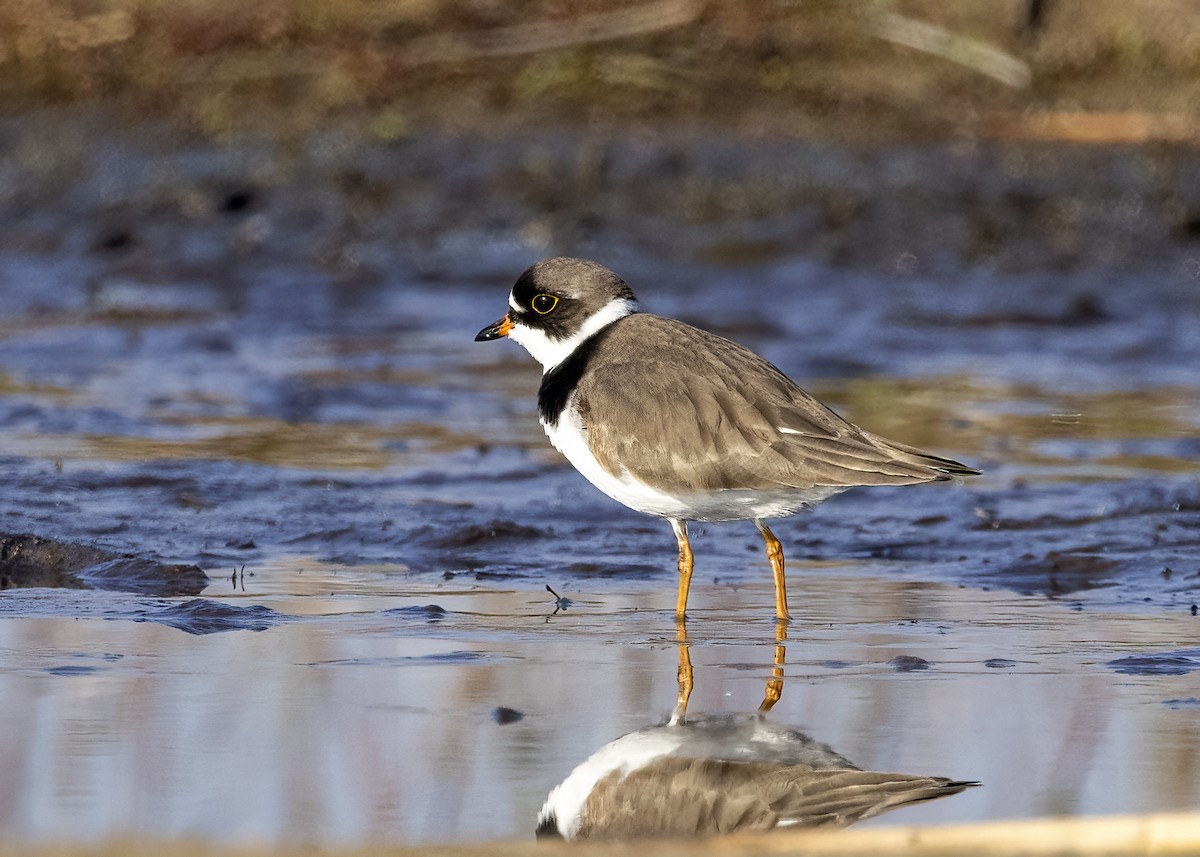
[531,293,559,314]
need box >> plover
[476,257,978,622]
[535,713,977,840]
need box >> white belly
[542,406,843,522]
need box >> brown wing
[576,315,976,494]
[577,757,976,839]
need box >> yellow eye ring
[531,293,559,314]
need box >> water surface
[1,125,1198,846]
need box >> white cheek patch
[508,323,560,369]
[508,297,637,372]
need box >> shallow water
[3,572,1199,845]
[1,124,1199,846]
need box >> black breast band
[537,322,620,427]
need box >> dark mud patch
[565,562,664,578]
[422,519,545,549]
[409,650,486,664]
[988,550,1125,598]
[1106,650,1200,677]
[491,706,524,725]
[439,567,523,581]
[79,558,210,596]
[984,658,1018,669]
[283,528,361,547]
[383,604,449,622]
[43,664,104,676]
[0,534,209,596]
[889,656,932,672]
[311,650,488,667]
[718,661,776,673]
[129,599,286,635]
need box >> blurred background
[2,0,1199,851]
[4,0,1199,140]
[1,0,1199,275]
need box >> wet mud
[0,533,209,595]
[1107,651,1200,677]
[131,599,288,635]
[1,114,1199,847]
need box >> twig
[400,0,700,66]
[874,12,1032,89]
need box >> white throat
[508,297,637,372]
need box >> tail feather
[772,771,981,827]
[871,437,981,480]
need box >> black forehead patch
[511,270,553,310]
[508,267,582,342]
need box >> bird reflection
[536,628,978,840]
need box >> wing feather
[575,315,976,493]
[576,758,975,839]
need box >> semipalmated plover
[476,257,978,622]
[535,714,977,839]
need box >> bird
[475,257,979,623]
[535,713,978,840]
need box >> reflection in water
[2,579,1199,844]
[536,630,978,840]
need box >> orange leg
[759,621,787,712]
[672,625,693,724]
[669,518,693,625]
[755,519,792,622]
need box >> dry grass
[0,0,1197,139]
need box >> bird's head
[475,257,638,371]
